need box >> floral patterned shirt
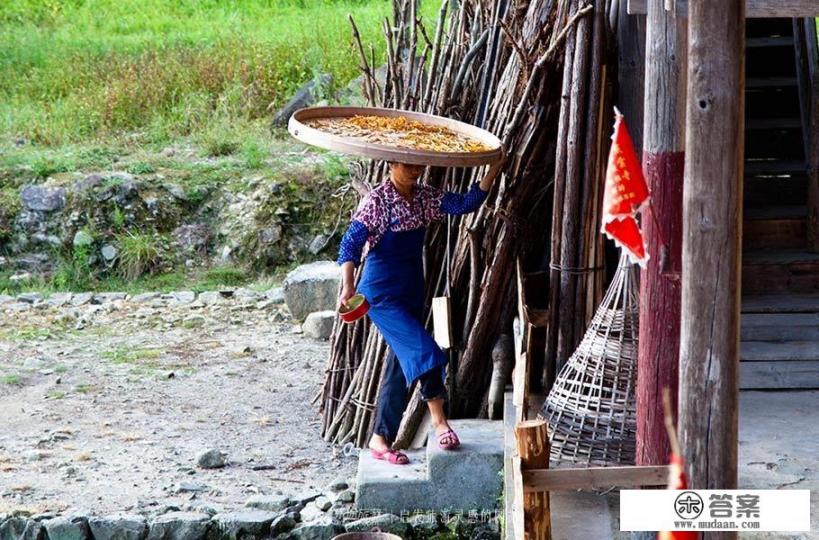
[337,180,488,266]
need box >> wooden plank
[742,293,819,313]
[744,159,807,175]
[746,76,798,88]
[628,0,819,17]
[741,341,819,362]
[745,117,802,130]
[746,36,795,48]
[512,456,525,540]
[679,0,743,523]
[522,465,670,492]
[740,360,819,389]
[515,420,551,540]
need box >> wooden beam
[636,0,687,471]
[628,0,819,17]
[515,420,551,540]
[679,1,744,539]
[522,465,670,492]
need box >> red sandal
[370,448,410,465]
[437,428,460,450]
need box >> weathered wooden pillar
[679,2,744,539]
[636,0,687,468]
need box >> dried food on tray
[305,115,492,153]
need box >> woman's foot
[432,420,460,450]
[368,434,409,465]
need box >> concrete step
[355,419,504,513]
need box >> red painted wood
[637,151,684,466]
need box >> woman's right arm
[336,220,369,307]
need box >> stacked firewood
[319,0,616,448]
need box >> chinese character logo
[675,491,704,520]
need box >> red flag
[602,110,650,266]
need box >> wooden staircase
[741,18,819,390]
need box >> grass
[0,0,438,146]
[1,374,22,385]
[102,347,163,365]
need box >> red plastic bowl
[339,294,369,323]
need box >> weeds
[115,231,168,279]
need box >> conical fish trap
[541,254,639,466]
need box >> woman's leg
[417,365,454,437]
[370,350,408,451]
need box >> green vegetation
[1,374,22,385]
[0,0,437,146]
[102,347,163,365]
[116,231,169,279]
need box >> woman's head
[389,162,425,188]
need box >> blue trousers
[372,352,446,442]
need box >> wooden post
[515,420,551,540]
[636,0,687,469]
[679,2,744,540]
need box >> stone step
[355,419,504,514]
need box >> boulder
[43,516,90,540]
[270,74,333,128]
[244,495,291,513]
[101,245,118,262]
[195,449,226,469]
[286,516,341,540]
[0,517,45,540]
[73,230,94,248]
[172,224,211,255]
[269,514,296,537]
[87,514,147,540]
[345,514,409,537]
[212,511,277,540]
[146,512,211,540]
[283,261,340,320]
[21,185,66,212]
[302,311,335,340]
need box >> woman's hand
[338,283,355,309]
[479,147,507,191]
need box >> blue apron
[358,207,447,387]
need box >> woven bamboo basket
[540,252,639,466]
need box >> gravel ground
[0,292,357,517]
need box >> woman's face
[390,163,425,187]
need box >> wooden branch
[522,465,671,491]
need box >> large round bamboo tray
[288,106,502,167]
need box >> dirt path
[0,291,356,517]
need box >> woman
[336,155,504,465]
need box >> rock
[47,293,73,307]
[407,514,440,538]
[173,224,211,255]
[131,292,160,303]
[10,272,31,284]
[176,482,207,493]
[75,174,104,192]
[71,293,93,306]
[73,230,94,248]
[198,292,224,305]
[258,225,282,245]
[171,291,197,304]
[264,287,285,303]
[270,74,333,127]
[146,512,211,540]
[296,505,324,524]
[87,513,148,540]
[0,294,14,304]
[195,449,226,469]
[0,517,45,540]
[17,292,43,304]
[181,315,206,328]
[307,235,327,255]
[101,245,118,262]
[312,497,332,512]
[346,514,409,537]
[286,516,341,540]
[302,311,335,340]
[327,477,348,492]
[244,495,290,512]
[43,516,90,540]
[21,185,66,212]
[283,261,341,320]
[212,511,277,540]
[269,514,296,537]
[336,490,354,504]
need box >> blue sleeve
[440,183,489,215]
[337,220,369,267]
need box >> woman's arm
[336,220,369,307]
[439,151,506,215]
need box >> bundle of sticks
[318,0,617,448]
